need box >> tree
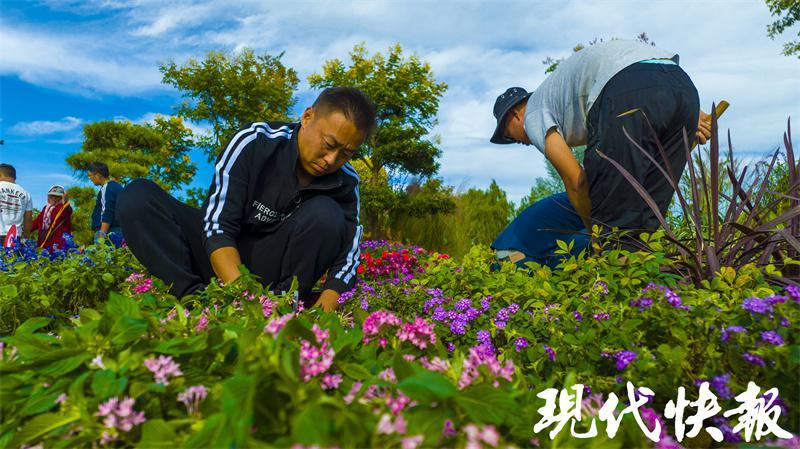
[160,49,299,161]
[308,43,450,237]
[766,0,800,58]
[65,117,197,244]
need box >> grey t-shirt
[524,40,677,155]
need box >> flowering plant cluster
[0,240,797,448]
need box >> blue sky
[1,0,798,209]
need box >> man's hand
[696,110,712,145]
[209,246,243,285]
[316,289,340,312]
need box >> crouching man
[118,87,376,311]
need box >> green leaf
[101,272,115,284]
[291,404,330,445]
[397,370,457,403]
[91,370,127,400]
[109,316,148,345]
[280,318,316,343]
[392,352,416,382]
[105,292,141,319]
[455,385,517,424]
[7,411,80,448]
[40,353,93,377]
[19,391,63,417]
[138,419,177,448]
[154,335,208,355]
[14,317,52,335]
[340,363,371,380]
[0,284,18,298]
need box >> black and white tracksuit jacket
[200,121,362,294]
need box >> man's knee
[118,179,163,220]
[293,196,346,238]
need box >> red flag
[3,224,17,248]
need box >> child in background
[32,185,72,251]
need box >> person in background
[31,185,72,251]
[0,163,33,244]
[87,162,123,245]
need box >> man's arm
[22,211,32,237]
[209,246,243,285]
[545,128,592,231]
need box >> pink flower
[343,381,362,404]
[100,431,117,445]
[420,356,450,373]
[385,391,412,415]
[396,317,437,349]
[362,310,402,344]
[401,435,424,449]
[458,347,515,389]
[299,329,335,382]
[260,296,276,318]
[264,313,295,336]
[96,397,145,432]
[376,413,407,435]
[464,424,499,448]
[55,393,68,404]
[378,368,397,384]
[144,355,183,385]
[177,385,208,415]
[321,373,343,390]
[194,307,210,332]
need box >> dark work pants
[493,62,699,267]
[118,179,346,304]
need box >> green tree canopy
[308,43,450,236]
[766,0,800,57]
[160,48,299,161]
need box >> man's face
[297,107,366,178]
[503,104,532,145]
[87,171,103,186]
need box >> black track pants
[584,62,700,231]
[118,179,346,304]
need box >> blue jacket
[92,180,123,230]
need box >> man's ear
[300,107,315,126]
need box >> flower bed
[0,239,797,448]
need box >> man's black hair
[312,87,378,136]
[0,163,16,179]
[88,161,110,178]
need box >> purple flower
[592,312,610,321]
[454,298,471,311]
[721,325,746,342]
[629,298,653,309]
[495,308,509,322]
[508,303,520,314]
[320,373,343,390]
[761,330,784,346]
[614,350,637,371]
[573,310,583,322]
[594,281,609,296]
[96,397,146,432]
[476,330,492,346]
[779,317,790,327]
[514,337,529,352]
[543,344,556,362]
[144,355,183,385]
[712,416,741,443]
[177,385,208,415]
[480,297,491,311]
[446,342,455,352]
[742,352,766,366]
[710,374,732,400]
[742,297,773,314]
[786,284,800,304]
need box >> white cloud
[4,0,798,202]
[8,117,84,136]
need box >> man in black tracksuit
[118,87,377,311]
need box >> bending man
[490,39,712,267]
